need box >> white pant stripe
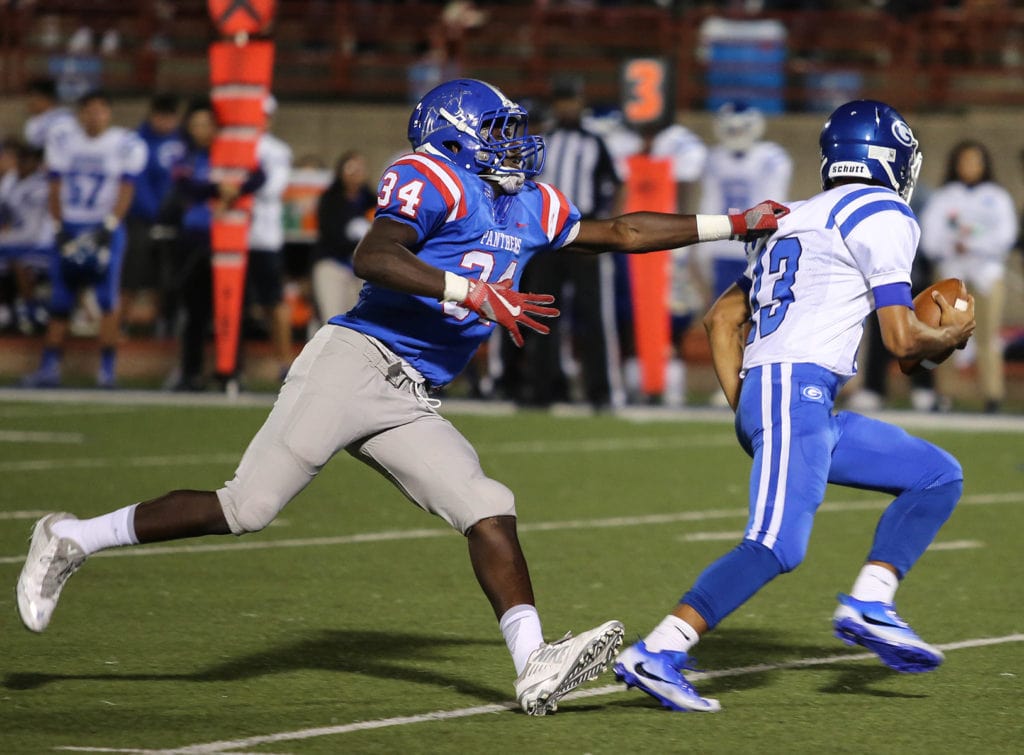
[762,363,792,549]
[748,365,775,539]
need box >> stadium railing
[1,1,1023,110]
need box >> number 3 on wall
[622,58,668,126]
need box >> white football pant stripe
[748,365,775,540]
[762,363,792,549]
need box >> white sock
[51,504,140,556]
[665,358,687,408]
[850,564,899,604]
[500,604,544,676]
[644,614,700,654]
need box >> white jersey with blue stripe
[24,107,78,149]
[742,183,919,377]
[696,141,793,263]
[46,126,148,225]
[331,152,582,387]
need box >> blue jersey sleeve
[374,155,467,245]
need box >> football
[898,277,969,375]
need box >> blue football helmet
[407,79,545,189]
[819,100,922,201]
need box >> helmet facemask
[408,79,546,194]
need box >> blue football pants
[682,363,962,629]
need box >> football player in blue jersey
[16,79,784,716]
[614,100,976,712]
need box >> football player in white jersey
[615,100,976,712]
[22,78,78,150]
[22,90,147,388]
[0,141,55,334]
[695,102,793,302]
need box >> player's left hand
[463,279,559,348]
[729,200,789,241]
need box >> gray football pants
[216,325,516,535]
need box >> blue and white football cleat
[833,593,944,673]
[614,640,721,712]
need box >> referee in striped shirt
[506,76,623,409]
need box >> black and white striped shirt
[538,127,621,219]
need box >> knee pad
[216,485,282,535]
[457,476,516,534]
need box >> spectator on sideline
[0,140,55,335]
[123,93,184,335]
[165,98,264,392]
[312,150,374,322]
[21,90,147,389]
[919,140,1017,413]
[246,96,295,382]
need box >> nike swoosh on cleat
[863,615,898,628]
[633,662,669,684]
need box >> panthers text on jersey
[46,126,148,225]
[741,183,919,377]
[330,153,581,387]
[0,168,55,253]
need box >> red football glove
[728,200,790,241]
[463,278,559,347]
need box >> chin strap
[481,172,526,194]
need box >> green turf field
[1,396,1022,754]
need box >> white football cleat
[16,513,86,632]
[515,619,624,716]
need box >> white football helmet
[714,102,765,153]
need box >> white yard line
[0,434,737,473]
[0,430,84,443]
[0,509,50,521]
[0,405,137,419]
[2,388,1023,431]
[0,493,1017,567]
[0,453,242,473]
[53,633,1024,755]
[924,539,984,551]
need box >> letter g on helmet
[819,99,922,201]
